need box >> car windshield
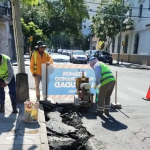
[74,51,84,55]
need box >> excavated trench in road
[40,101,94,150]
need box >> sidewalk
[0,90,49,150]
[11,55,30,66]
[113,60,150,70]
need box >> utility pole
[11,0,29,102]
[117,0,124,64]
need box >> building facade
[82,0,101,50]
[110,0,150,65]
[0,0,16,60]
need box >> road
[13,53,150,107]
[13,53,150,149]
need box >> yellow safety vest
[33,51,48,73]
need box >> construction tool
[111,71,122,109]
[74,70,94,110]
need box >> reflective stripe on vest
[0,55,10,81]
[99,62,115,86]
[34,51,48,73]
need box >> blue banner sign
[42,64,96,98]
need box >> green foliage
[92,0,134,41]
[21,18,47,49]
[20,0,89,49]
[20,1,88,37]
[50,33,90,50]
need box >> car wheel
[85,61,87,64]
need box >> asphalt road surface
[13,53,150,149]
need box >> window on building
[129,9,132,18]
[139,4,143,18]
[133,34,139,54]
[112,37,115,53]
[124,35,129,53]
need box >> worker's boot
[97,110,103,116]
[12,105,18,113]
[104,109,109,115]
[0,104,5,112]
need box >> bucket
[24,101,39,123]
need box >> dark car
[93,50,113,65]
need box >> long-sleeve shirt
[30,51,53,75]
[93,62,102,85]
[0,58,14,84]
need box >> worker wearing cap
[89,57,115,115]
[30,41,53,101]
[0,54,18,113]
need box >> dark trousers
[0,76,17,105]
[97,81,115,111]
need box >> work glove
[94,84,98,90]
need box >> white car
[57,49,62,53]
[51,53,70,63]
[70,50,87,64]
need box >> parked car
[93,50,113,65]
[62,49,68,55]
[57,49,62,53]
[51,53,70,63]
[70,50,87,64]
[67,50,73,56]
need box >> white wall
[110,0,150,55]
[82,0,101,36]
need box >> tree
[21,18,47,50]
[92,0,133,42]
[20,0,89,37]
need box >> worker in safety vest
[30,41,53,101]
[0,54,18,113]
[89,57,115,115]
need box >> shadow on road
[79,103,118,120]
[99,115,128,131]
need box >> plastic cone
[146,85,150,100]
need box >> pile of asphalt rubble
[40,101,94,150]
